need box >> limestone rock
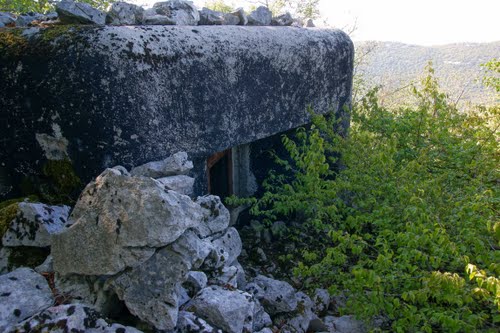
[209,265,240,288]
[0,12,15,27]
[110,230,210,330]
[34,255,54,273]
[150,0,200,25]
[106,2,144,25]
[0,247,11,274]
[245,275,297,314]
[111,246,189,330]
[52,168,203,275]
[54,274,117,314]
[56,0,106,25]
[143,14,175,25]
[9,304,142,333]
[253,300,272,331]
[177,311,222,333]
[313,288,330,316]
[184,271,208,297]
[0,268,53,332]
[199,8,224,25]
[186,286,255,333]
[304,18,315,27]
[231,8,247,25]
[130,151,193,178]
[323,315,366,333]
[156,175,195,196]
[278,292,322,333]
[2,202,71,247]
[204,227,242,269]
[247,6,272,26]
[223,13,240,25]
[196,195,230,238]
[15,13,47,27]
[272,12,293,26]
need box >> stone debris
[2,202,71,247]
[247,6,272,26]
[0,12,15,27]
[56,0,106,25]
[272,12,294,26]
[149,0,200,26]
[0,153,355,333]
[323,315,366,333]
[7,304,142,333]
[186,286,255,333]
[52,167,203,275]
[130,151,193,178]
[106,1,145,25]
[0,0,316,29]
[0,268,54,332]
[156,174,195,196]
[245,275,297,315]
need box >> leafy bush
[241,65,500,332]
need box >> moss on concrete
[0,28,28,58]
[42,159,82,200]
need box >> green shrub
[243,65,500,332]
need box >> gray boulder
[186,286,255,333]
[34,255,54,273]
[199,8,224,25]
[230,8,247,25]
[54,274,117,314]
[156,175,195,196]
[111,229,211,330]
[223,13,240,25]
[0,12,15,27]
[253,300,272,331]
[209,265,240,288]
[313,288,330,316]
[184,271,208,297]
[143,14,175,25]
[272,12,293,26]
[130,151,193,178]
[52,168,203,275]
[9,304,142,333]
[323,315,366,333]
[196,195,230,238]
[56,0,106,25]
[204,227,242,268]
[111,247,189,330]
[278,292,323,333]
[304,18,315,27]
[245,275,297,314]
[106,2,144,25]
[0,268,53,332]
[0,247,11,274]
[177,311,222,333]
[2,202,71,247]
[247,6,272,26]
[150,0,200,25]
[15,13,44,26]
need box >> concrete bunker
[0,25,354,200]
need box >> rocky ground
[0,151,365,332]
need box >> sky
[131,0,500,46]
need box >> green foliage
[482,58,500,93]
[204,0,234,13]
[245,65,500,331]
[0,0,115,14]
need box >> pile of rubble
[0,0,315,28]
[0,152,364,332]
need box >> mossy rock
[0,196,38,244]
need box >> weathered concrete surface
[0,26,353,199]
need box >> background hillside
[355,41,500,106]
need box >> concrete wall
[0,25,354,199]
